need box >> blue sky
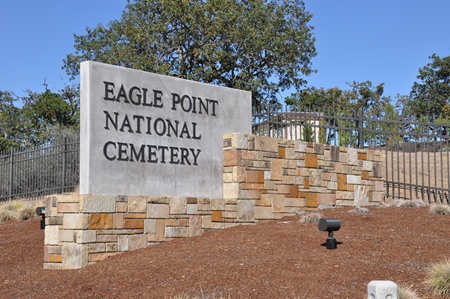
[1,1,449,103]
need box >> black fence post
[358,109,364,148]
[8,148,14,200]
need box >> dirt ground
[1,205,450,299]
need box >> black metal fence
[2,105,450,204]
[253,105,450,204]
[0,137,79,202]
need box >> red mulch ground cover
[1,206,449,298]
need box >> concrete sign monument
[80,61,251,197]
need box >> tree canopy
[0,86,79,152]
[409,54,450,119]
[63,0,316,105]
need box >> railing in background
[0,137,79,202]
[2,105,450,204]
[253,105,450,204]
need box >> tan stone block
[241,183,265,190]
[75,230,96,243]
[285,197,306,207]
[305,153,318,168]
[322,172,331,181]
[63,214,89,230]
[113,213,124,229]
[48,254,62,263]
[224,150,241,166]
[89,243,106,253]
[165,227,189,238]
[165,219,189,227]
[254,206,273,219]
[202,215,212,229]
[358,152,368,160]
[318,193,336,205]
[106,243,118,252]
[128,196,147,213]
[237,200,255,222]
[88,214,113,230]
[271,159,283,180]
[156,219,165,241]
[89,252,119,262]
[276,184,289,194]
[57,202,80,213]
[124,213,146,219]
[361,171,370,180]
[272,196,285,213]
[45,225,59,245]
[309,169,323,186]
[223,173,234,183]
[129,235,147,251]
[223,211,237,219]
[336,191,354,200]
[147,197,170,204]
[43,263,62,269]
[304,177,310,189]
[62,243,89,269]
[147,204,170,218]
[96,235,118,242]
[170,197,187,214]
[210,198,225,210]
[82,194,116,213]
[187,204,198,214]
[189,216,202,236]
[57,194,80,203]
[278,147,286,159]
[211,211,223,222]
[254,136,278,152]
[116,202,128,213]
[240,189,261,199]
[223,183,239,199]
[261,194,272,206]
[246,170,264,183]
[124,219,144,229]
[337,174,347,191]
[306,193,318,208]
[282,175,296,186]
[289,185,299,198]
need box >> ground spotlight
[318,218,341,250]
[36,207,45,230]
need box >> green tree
[0,91,22,151]
[409,54,450,119]
[286,81,390,147]
[20,85,80,145]
[63,0,316,105]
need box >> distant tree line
[0,0,449,151]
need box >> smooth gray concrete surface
[80,61,251,197]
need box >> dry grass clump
[392,199,427,208]
[299,212,322,224]
[398,285,422,299]
[429,204,450,215]
[348,207,369,214]
[0,199,44,223]
[425,259,450,297]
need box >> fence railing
[253,105,450,204]
[2,105,450,204]
[0,137,79,202]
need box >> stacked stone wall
[43,133,384,269]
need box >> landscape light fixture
[318,218,341,250]
[36,207,45,230]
